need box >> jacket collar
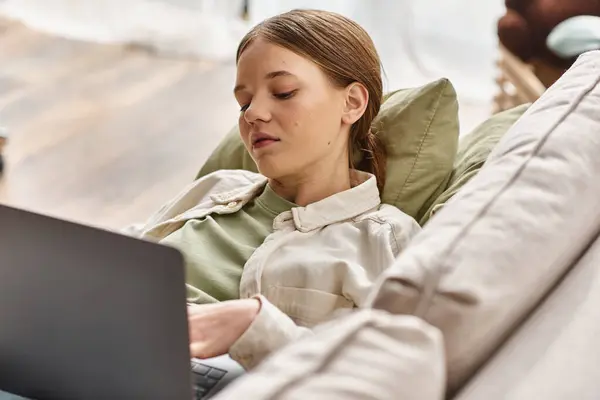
[209,177,267,205]
[291,170,381,232]
[211,170,381,232]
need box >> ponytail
[354,129,387,194]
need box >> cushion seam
[414,61,600,318]
[393,81,447,205]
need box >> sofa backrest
[368,49,600,393]
[455,228,600,399]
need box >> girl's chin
[256,163,290,180]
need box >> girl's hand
[187,299,261,359]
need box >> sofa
[208,50,600,399]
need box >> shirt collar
[209,177,268,205]
[211,170,381,232]
[291,170,381,232]
[255,183,298,216]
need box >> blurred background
[0,0,593,229]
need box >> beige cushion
[214,310,445,400]
[455,230,600,400]
[420,104,530,225]
[368,50,600,392]
[196,79,459,221]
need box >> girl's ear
[341,82,369,125]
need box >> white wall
[0,0,248,60]
[1,0,506,131]
[250,0,506,104]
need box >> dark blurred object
[243,0,249,18]
[498,0,600,87]
[0,130,6,174]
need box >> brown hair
[236,9,387,192]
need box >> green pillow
[376,79,459,221]
[196,78,459,221]
[419,103,531,226]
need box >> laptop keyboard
[191,360,227,399]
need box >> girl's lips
[253,139,279,149]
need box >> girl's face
[234,39,350,181]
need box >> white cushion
[214,311,445,400]
[368,50,600,392]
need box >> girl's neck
[269,159,351,207]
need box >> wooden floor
[0,18,239,230]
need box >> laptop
[0,204,244,400]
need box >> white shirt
[125,169,420,369]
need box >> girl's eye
[274,90,296,100]
[240,104,250,112]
